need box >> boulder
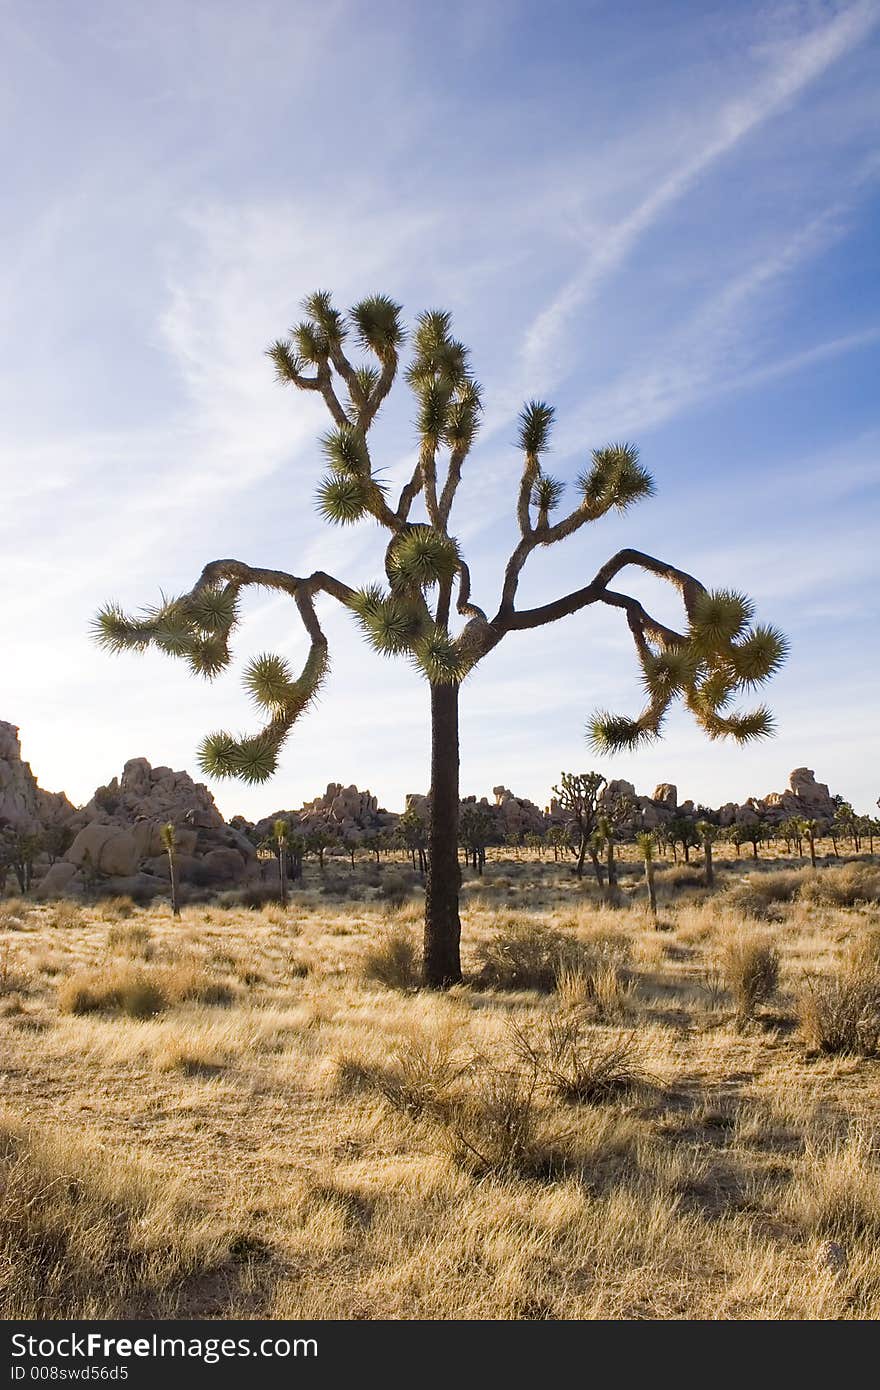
[67,822,140,877]
[200,848,248,883]
[37,861,83,898]
[653,784,678,810]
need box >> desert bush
[96,895,137,920]
[58,964,167,1019]
[106,922,153,958]
[0,945,29,997]
[217,884,279,911]
[657,864,709,892]
[260,903,301,932]
[58,962,235,1018]
[0,900,33,931]
[361,928,420,991]
[372,1037,470,1117]
[47,902,85,931]
[726,871,803,920]
[722,937,780,1023]
[797,968,880,1055]
[476,920,631,996]
[786,1128,880,1241]
[439,1065,545,1177]
[153,1037,228,1075]
[0,1118,233,1317]
[379,870,416,909]
[161,963,237,1007]
[799,864,880,909]
[511,1015,649,1105]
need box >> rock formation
[0,722,74,832]
[37,757,259,898]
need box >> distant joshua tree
[636,832,658,925]
[552,772,607,883]
[159,822,181,918]
[95,291,787,986]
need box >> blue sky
[2,0,878,821]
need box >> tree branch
[493,548,704,639]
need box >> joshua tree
[459,803,493,874]
[696,819,719,888]
[273,818,289,905]
[160,822,181,918]
[396,806,428,873]
[636,831,658,925]
[546,825,569,863]
[306,827,333,870]
[0,826,43,894]
[552,772,607,883]
[800,817,818,869]
[94,291,787,987]
[665,815,699,864]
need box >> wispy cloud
[521,1,879,385]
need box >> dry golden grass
[2,847,880,1319]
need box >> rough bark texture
[424,683,462,987]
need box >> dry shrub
[657,863,709,893]
[217,884,279,910]
[106,922,153,958]
[476,921,613,993]
[47,902,85,931]
[58,964,167,1019]
[799,864,880,909]
[726,871,803,920]
[797,968,880,1055]
[512,1014,649,1105]
[97,895,137,921]
[161,963,237,1007]
[786,1128,880,1241]
[361,928,420,991]
[58,962,236,1019]
[153,1038,228,1075]
[372,1037,471,1118]
[0,1117,234,1317]
[0,944,29,997]
[556,962,635,1021]
[0,900,33,931]
[379,870,417,909]
[439,1066,547,1177]
[722,936,780,1023]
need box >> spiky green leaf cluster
[412,625,469,685]
[388,527,460,591]
[531,472,565,514]
[578,443,654,515]
[350,294,405,357]
[405,310,482,457]
[588,585,788,753]
[348,584,424,655]
[315,473,373,525]
[320,426,370,475]
[91,585,239,675]
[517,401,554,458]
[588,712,656,754]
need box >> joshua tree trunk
[703,838,714,888]
[424,682,462,987]
[277,849,287,906]
[645,860,657,924]
[587,846,605,888]
[166,847,180,918]
[604,839,618,906]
